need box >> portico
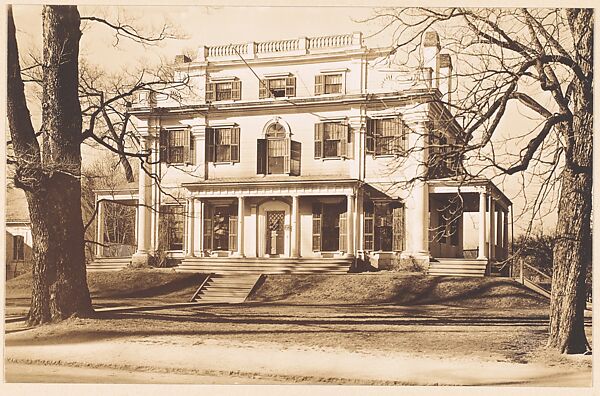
[181,178,360,261]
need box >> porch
[428,178,512,276]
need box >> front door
[266,210,285,256]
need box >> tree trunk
[547,8,593,354]
[8,5,93,325]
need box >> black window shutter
[159,129,169,163]
[205,128,214,163]
[290,140,301,176]
[257,139,267,174]
[366,118,375,154]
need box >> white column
[353,193,360,254]
[132,136,152,267]
[236,196,245,257]
[290,195,299,257]
[346,194,355,257]
[96,199,104,257]
[488,196,496,261]
[198,200,205,255]
[477,191,487,260]
[136,142,148,254]
[496,207,503,258]
[503,210,509,259]
[186,198,195,257]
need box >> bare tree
[7,5,182,325]
[366,8,592,353]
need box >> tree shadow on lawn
[383,276,548,308]
[4,317,548,347]
[91,273,206,299]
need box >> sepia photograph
[3,1,595,393]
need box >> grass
[5,269,207,309]
[248,273,550,309]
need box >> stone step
[191,274,261,303]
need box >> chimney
[422,31,440,89]
[175,54,192,64]
[438,53,453,105]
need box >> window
[13,235,24,261]
[257,123,301,175]
[364,201,404,252]
[366,118,408,155]
[206,79,242,101]
[259,77,296,99]
[206,127,240,163]
[160,129,194,164]
[314,122,351,159]
[161,205,185,251]
[428,128,457,179]
[202,204,237,251]
[312,202,346,252]
[314,73,343,95]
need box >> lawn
[4,270,592,385]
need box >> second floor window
[207,127,240,163]
[206,80,242,101]
[259,77,296,99]
[160,129,194,164]
[314,122,351,159]
[366,118,408,156]
[315,73,343,95]
[257,123,301,175]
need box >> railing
[207,43,248,58]
[257,39,299,54]
[200,32,363,61]
[308,34,354,49]
[515,260,552,298]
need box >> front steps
[190,274,261,303]
[177,257,353,275]
[428,258,488,277]
[87,257,131,272]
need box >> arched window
[266,123,287,174]
[257,121,301,175]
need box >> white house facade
[92,31,511,276]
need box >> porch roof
[428,177,512,210]
[183,176,361,197]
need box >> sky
[9,4,566,237]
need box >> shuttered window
[314,122,350,159]
[257,123,301,175]
[315,73,343,95]
[312,203,322,251]
[367,117,408,156]
[259,77,296,99]
[206,80,242,102]
[207,127,240,163]
[364,200,404,252]
[160,129,192,164]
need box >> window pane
[216,145,231,162]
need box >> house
[5,187,33,279]
[92,31,511,276]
